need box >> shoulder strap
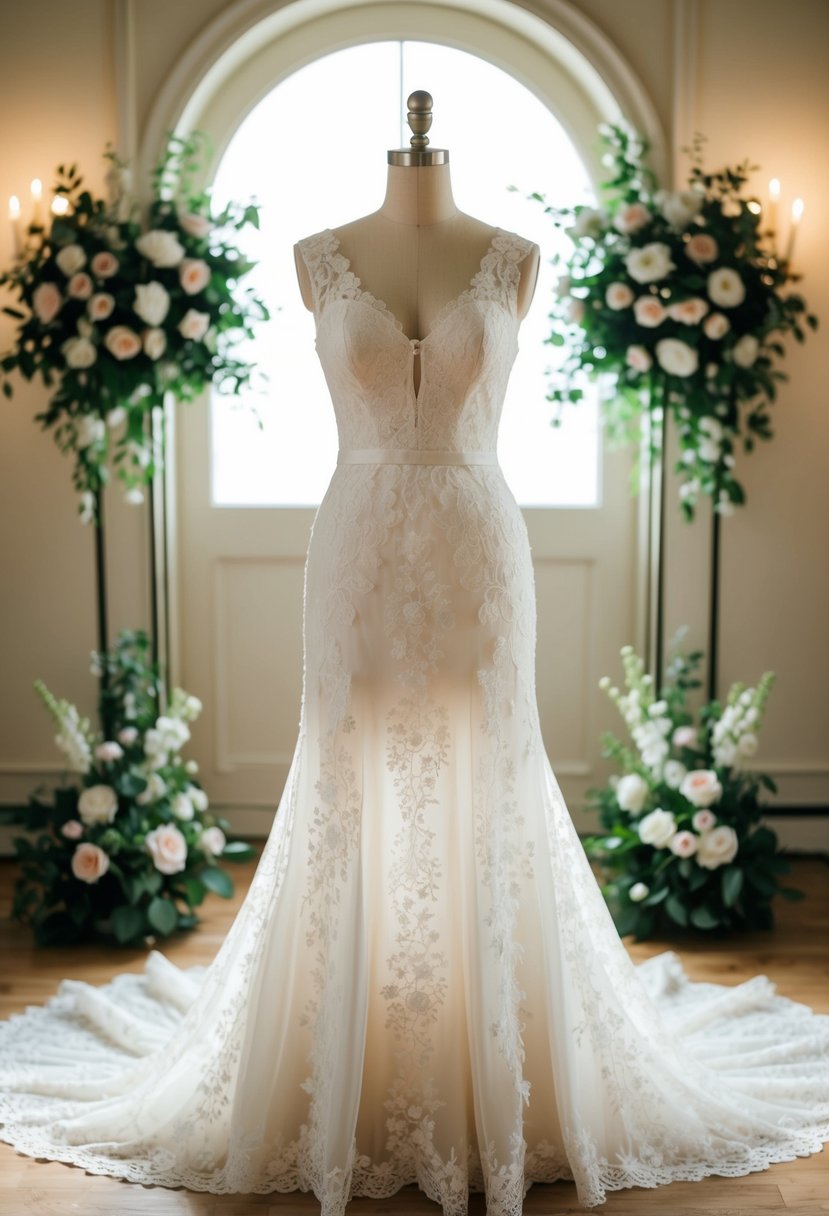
[472,229,538,309]
[295,229,347,314]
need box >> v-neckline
[323,225,503,346]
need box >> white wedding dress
[1,226,827,1213]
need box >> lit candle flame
[9,195,21,219]
[30,178,43,201]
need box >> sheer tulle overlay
[1,227,827,1213]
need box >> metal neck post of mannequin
[388,90,449,167]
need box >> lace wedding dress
[1,226,827,1213]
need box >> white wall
[1,0,826,845]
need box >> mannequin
[294,90,540,395]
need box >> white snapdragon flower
[616,773,649,814]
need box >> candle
[8,194,22,256]
[785,197,805,266]
[51,194,69,216]
[767,178,780,238]
[30,177,43,226]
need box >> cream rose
[732,334,759,368]
[104,325,142,360]
[616,773,649,814]
[117,725,139,746]
[91,250,119,278]
[685,233,719,264]
[77,783,119,826]
[136,229,185,268]
[95,740,124,762]
[71,842,110,884]
[704,312,730,340]
[145,823,188,875]
[668,830,698,858]
[143,327,167,360]
[633,296,666,328]
[613,203,651,235]
[199,826,226,856]
[655,338,699,378]
[680,768,723,807]
[672,724,697,749]
[187,783,209,812]
[605,282,634,310]
[637,808,677,848]
[67,272,93,300]
[32,281,63,324]
[708,267,746,308]
[668,297,709,326]
[626,344,652,373]
[179,258,210,295]
[62,336,97,369]
[56,243,86,276]
[134,281,170,327]
[177,211,212,239]
[692,809,718,832]
[87,292,115,321]
[178,309,210,341]
[60,819,84,840]
[696,825,739,870]
[171,792,195,821]
[625,242,676,284]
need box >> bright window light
[210,40,599,508]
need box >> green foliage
[9,628,258,948]
[530,124,818,520]
[0,129,270,523]
[585,631,800,940]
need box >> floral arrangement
[536,125,818,519]
[584,636,802,938]
[10,630,256,947]
[0,131,269,523]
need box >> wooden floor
[0,852,827,1215]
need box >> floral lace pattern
[2,223,829,1213]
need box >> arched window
[209,39,600,508]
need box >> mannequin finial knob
[407,90,433,151]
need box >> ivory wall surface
[1,0,826,841]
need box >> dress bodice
[295,226,538,453]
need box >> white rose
[199,826,226,856]
[145,823,188,875]
[605,282,634,310]
[179,258,211,295]
[613,203,651,235]
[708,267,746,309]
[692,809,718,832]
[178,309,210,341]
[56,243,86,276]
[655,189,703,229]
[625,242,676,284]
[75,413,106,448]
[135,229,185,268]
[187,783,209,812]
[95,740,124,762]
[696,825,739,870]
[637,808,677,848]
[668,830,698,858]
[143,327,167,360]
[77,783,119,826]
[171,792,195,821]
[663,759,687,789]
[629,881,650,902]
[656,338,699,378]
[62,336,97,369]
[616,773,649,814]
[732,334,759,368]
[71,841,110,884]
[680,768,723,807]
[134,281,170,327]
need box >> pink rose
[668,297,709,326]
[32,281,63,324]
[117,725,139,746]
[668,830,699,858]
[605,282,634,310]
[61,819,84,840]
[95,740,124,762]
[613,203,652,235]
[179,258,210,295]
[633,296,666,328]
[91,250,119,278]
[704,312,730,340]
[673,725,697,749]
[104,325,142,360]
[71,841,110,883]
[68,272,94,300]
[88,292,115,321]
[685,233,719,264]
[178,211,211,239]
[692,809,718,832]
[626,344,653,373]
[145,823,188,874]
[178,309,210,341]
